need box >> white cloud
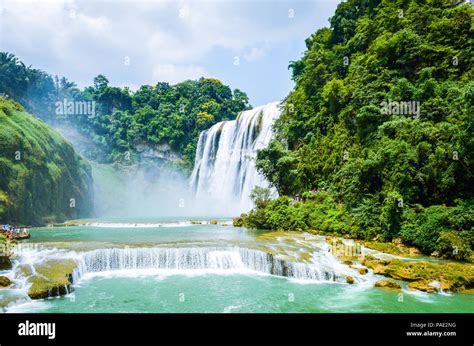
[0,0,340,103]
[152,64,207,84]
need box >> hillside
[0,53,251,171]
[242,0,474,261]
[0,98,93,225]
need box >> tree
[93,75,109,91]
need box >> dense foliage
[0,53,250,170]
[0,98,93,225]
[245,0,474,260]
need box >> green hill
[0,97,93,225]
[242,0,473,261]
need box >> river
[1,217,472,313]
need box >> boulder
[0,276,12,287]
[408,280,439,293]
[0,256,12,270]
[27,259,76,300]
[375,279,401,290]
[346,276,355,284]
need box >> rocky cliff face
[133,142,181,163]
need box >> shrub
[437,231,472,261]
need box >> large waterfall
[190,102,281,213]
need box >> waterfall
[74,246,355,283]
[190,102,282,213]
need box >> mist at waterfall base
[91,162,248,219]
[91,163,200,218]
[51,126,190,218]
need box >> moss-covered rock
[27,259,76,299]
[0,275,12,287]
[363,258,474,293]
[346,276,355,284]
[408,281,440,293]
[375,279,401,290]
[0,256,11,270]
[361,241,421,257]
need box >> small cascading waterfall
[190,102,282,213]
[74,246,353,283]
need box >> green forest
[238,0,474,261]
[0,53,250,170]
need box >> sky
[0,0,340,106]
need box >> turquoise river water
[1,217,472,313]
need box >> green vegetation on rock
[0,275,12,287]
[374,279,401,290]
[0,98,93,225]
[363,257,474,293]
[26,259,77,299]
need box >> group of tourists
[1,224,26,239]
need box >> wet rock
[362,258,474,293]
[0,276,12,287]
[408,280,439,293]
[0,256,12,270]
[27,259,76,300]
[357,267,368,275]
[343,260,353,265]
[375,279,401,290]
[346,276,355,284]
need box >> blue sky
[0,0,340,106]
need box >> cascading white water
[74,246,356,283]
[2,243,367,307]
[190,102,282,213]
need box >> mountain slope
[0,98,93,225]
